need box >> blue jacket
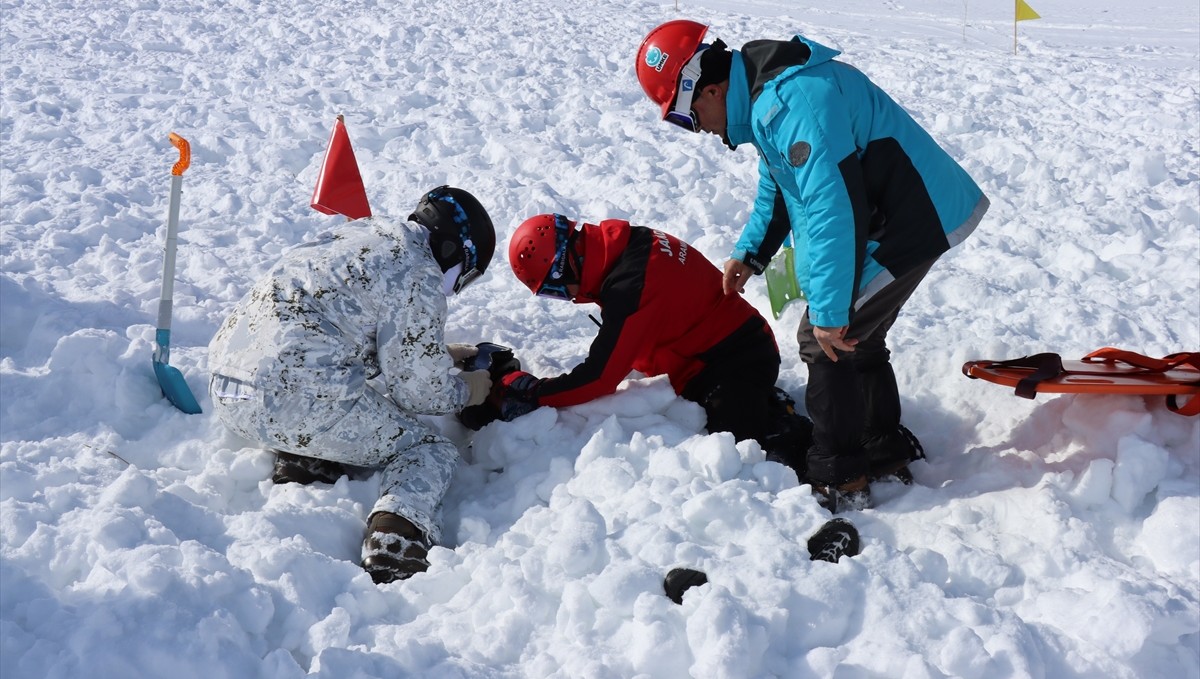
[726,36,988,327]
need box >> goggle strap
[453,266,482,294]
[670,48,707,119]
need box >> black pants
[798,259,936,484]
[682,318,780,445]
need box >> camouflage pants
[210,376,458,544]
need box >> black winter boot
[361,512,432,584]
[271,451,348,485]
[663,567,709,604]
[807,518,861,563]
[811,475,872,513]
[762,387,813,478]
[863,424,925,484]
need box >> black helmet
[409,185,496,294]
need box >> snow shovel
[764,245,804,320]
[152,132,202,414]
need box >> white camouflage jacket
[208,217,470,414]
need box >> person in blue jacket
[636,20,990,512]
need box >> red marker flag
[311,115,371,220]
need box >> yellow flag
[1016,0,1041,21]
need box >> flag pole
[1014,0,1042,55]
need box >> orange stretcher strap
[1082,348,1200,415]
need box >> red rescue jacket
[535,220,775,407]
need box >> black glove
[492,370,539,421]
[469,342,522,379]
[457,343,524,430]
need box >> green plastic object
[764,246,804,319]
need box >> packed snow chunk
[555,580,599,638]
[224,447,273,484]
[307,606,352,652]
[646,437,697,483]
[679,484,765,543]
[687,588,770,679]
[1021,574,1199,666]
[628,598,692,677]
[586,561,663,614]
[534,455,577,504]
[567,456,637,506]
[574,415,628,472]
[1050,241,1100,283]
[750,458,802,493]
[97,466,160,520]
[939,537,1020,597]
[1110,434,1171,513]
[1136,490,1200,577]
[908,547,951,586]
[470,405,563,470]
[735,436,766,467]
[938,627,1002,678]
[455,515,491,546]
[664,396,707,433]
[3,329,131,437]
[1130,150,1169,186]
[1070,458,1115,508]
[1061,396,1154,459]
[682,431,742,484]
[260,649,305,679]
[569,375,677,419]
[544,497,608,578]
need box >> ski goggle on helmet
[664,47,710,132]
[635,19,712,133]
[509,213,581,301]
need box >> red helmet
[509,214,579,298]
[635,20,709,118]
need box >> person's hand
[722,259,754,295]
[448,343,479,369]
[813,325,857,362]
[492,371,540,421]
[460,369,493,407]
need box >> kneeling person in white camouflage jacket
[208,186,496,584]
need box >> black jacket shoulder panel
[739,38,812,101]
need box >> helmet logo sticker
[550,245,567,279]
[788,141,812,167]
[680,79,694,92]
[645,46,669,72]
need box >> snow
[2,0,1198,677]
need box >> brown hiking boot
[360,512,431,584]
[271,451,347,485]
[811,475,871,513]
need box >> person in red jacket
[497,213,811,463]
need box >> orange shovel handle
[169,132,191,176]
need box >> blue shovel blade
[154,359,203,414]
